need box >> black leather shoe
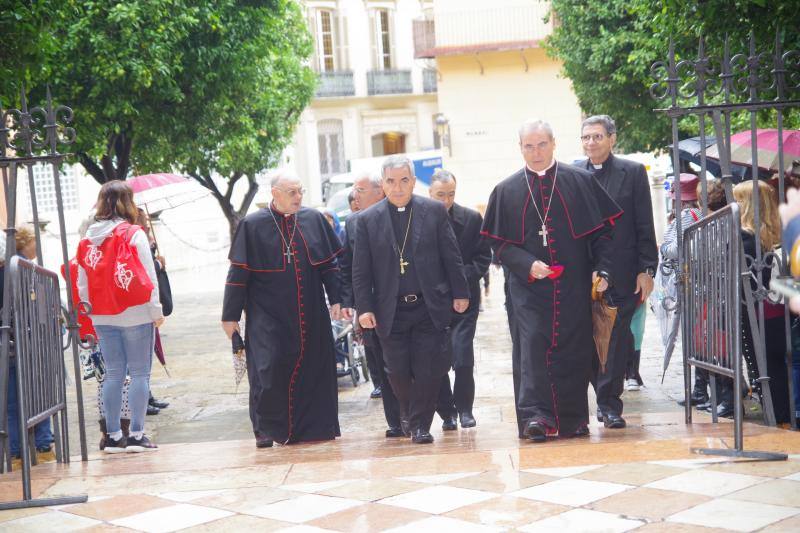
[573,424,590,438]
[411,429,434,444]
[524,421,547,442]
[603,413,626,429]
[696,402,712,411]
[385,427,405,438]
[596,409,604,423]
[146,405,160,416]
[370,386,382,399]
[255,435,273,448]
[442,417,457,431]
[678,393,709,407]
[149,397,170,409]
[459,412,477,428]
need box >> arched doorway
[371,132,406,157]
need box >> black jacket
[339,212,359,309]
[450,203,491,304]
[353,195,469,338]
[582,155,658,296]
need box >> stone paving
[2,264,800,531]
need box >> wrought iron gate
[651,31,799,456]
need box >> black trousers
[592,292,637,416]
[379,301,448,433]
[436,303,479,419]
[362,333,401,428]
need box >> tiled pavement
[2,416,800,532]
[3,266,800,531]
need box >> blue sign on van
[414,156,443,185]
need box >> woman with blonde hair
[733,180,790,425]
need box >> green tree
[141,0,316,237]
[547,0,800,153]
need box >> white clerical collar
[593,163,603,169]
[526,159,556,177]
[591,154,613,170]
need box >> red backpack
[76,222,154,315]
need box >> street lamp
[435,113,451,157]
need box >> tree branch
[235,175,259,219]
[78,152,107,184]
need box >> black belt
[399,293,422,304]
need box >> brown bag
[591,277,618,373]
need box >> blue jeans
[6,364,54,455]
[95,323,154,435]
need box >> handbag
[155,261,173,316]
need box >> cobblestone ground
[64,264,718,452]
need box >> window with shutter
[375,9,392,70]
[316,10,336,72]
[317,119,346,179]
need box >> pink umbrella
[128,173,210,213]
[707,129,800,175]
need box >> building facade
[415,0,583,209]
[292,0,440,205]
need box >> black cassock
[222,207,343,444]
[482,162,620,437]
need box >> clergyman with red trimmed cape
[221,173,344,448]
[481,120,621,443]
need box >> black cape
[481,162,620,437]
[222,207,343,444]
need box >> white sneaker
[626,379,640,391]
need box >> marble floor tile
[783,471,800,481]
[518,508,645,533]
[667,498,799,532]
[645,469,768,496]
[590,487,711,521]
[760,514,800,532]
[382,515,503,533]
[444,495,568,529]
[634,522,733,532]
[446,470,555,493]
[379,485,496,515]
[305,502,430,532]
[705,459,800,478]
[179,514,292,532]
[0,509,101,532]
[576,462,686,486]
[157,489,229,503]
[58,494,175,521]
[647,458,730,469]
[189,486,297,513]
[109,503,233,532]
[397,471,482,484]
[725,479,800,507]
[0,506,48,524]
[319,479,427,502]
[521,464,605,478]
[245,493,363,523]
[281,479,360,494]
[511,478,632,507]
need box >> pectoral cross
[284,247,294,262]
[539,224,549,247]
[399,256,409,275]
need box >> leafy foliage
[547,0,800,153]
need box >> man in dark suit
[429,170,491,430]
[353,155,470,444]
[339,172,404,437]
[581,115,658,429]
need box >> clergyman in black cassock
[338,173,403,437]
[580,115,658,429]
[481,120,621,442]
[428,170,492,430]
[222,176,343,447]
[353,156,469,444]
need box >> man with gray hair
[339,172,404,437]
[482,119,621,442]
[428,169,491,430]
[580,115,658,429]
[222,174,344,447]
[353,155,469,444]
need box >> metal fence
[0,87,88,508]
[651,31,799,458]
[366,69,412,96]
[316,71,355,98]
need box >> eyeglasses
[581,133,607,143]
[275,187,306,198]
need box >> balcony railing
[367,69,413,96]
[423,69,437,93]
[315,71,355,98]
[414,4,552,57]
